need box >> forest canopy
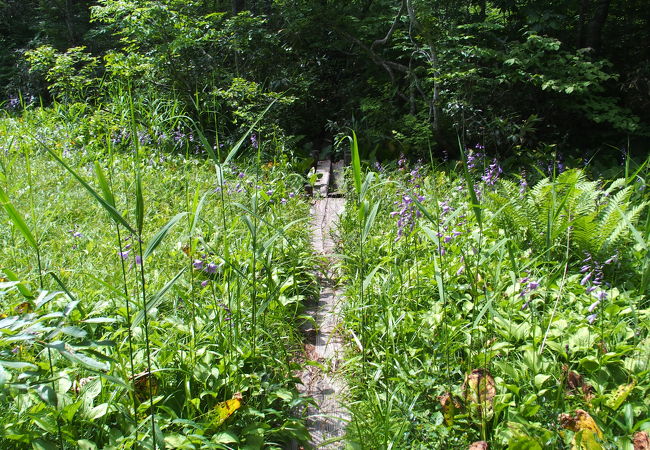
[1,0,649,159]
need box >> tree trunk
[233,0,245,13]
[577,0,589,48]
[586,0,610,52]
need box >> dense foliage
[2,0,650,158]
[338,142,649,448]
[1,1,648,448]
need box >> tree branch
[371,0,406,50]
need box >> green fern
[489,168,647,261]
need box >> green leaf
[87,403,109,420]
[135,171,144,233]
[534,374,551,389]
[224,98,278,164]
[0,185,38,250]
[76,439,98,450]
[35,384,57,406]
[48,342,111,371]
[212,431,239,444]
[0,365,9,387]
[1,268,34,299]
[350,131,362,196]
[144,212,188,259]
[37,141,135,234]
[0,360,38,370]
[93,161,115,207]
[32,439,58,450]
[362,201,380,242]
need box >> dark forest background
[1,0,649,161]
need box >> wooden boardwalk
[296,159,349,449]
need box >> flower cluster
[518,276,540,310]
[580,252,616,323]
[482,158,502,186]
[466,144,485,172]
[519,171,528,194]
[390,158,425,240]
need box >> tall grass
[0,95,314,448]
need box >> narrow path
[297,159,349,449]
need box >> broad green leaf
[35,384,57,406]
[48,342,110,371]
[0,360,38,370]
[87,403,109,420]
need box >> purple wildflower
[119,250,130,260]
[587,314,597,324]
[592,290,607,302]
[201,280,209,287]
[481,159,502,186]
[250,133,258,149]
[519,176,528,194]
[135,255,142,265]
[193,260,204,270]
[206,263,218,274]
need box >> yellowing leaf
[210,392,242,428]
[131,371,159,402]
[438,392,462,426]
[14,301,33,314]
[463,368,496,419]
[559,409,604,450]
[605,380,636,411]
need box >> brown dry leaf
[559,409,602,437]
[438,392,462,426]
[633,431,649,450]
[463,368,496,418]
[468,441,488,450]
[564,365,584,393]
[131,370,160,402]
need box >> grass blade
[132,268,187,328]
[94,161,116,207]
[38,143,135,234]
[224,99,278,165]
[351,131,362,196]
[0,185,37,250]
[144,212,188,260]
